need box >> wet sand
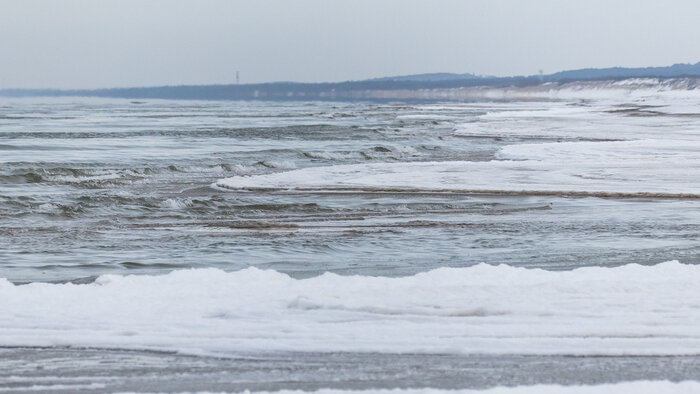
[2,347,700,393]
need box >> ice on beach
[2,261,700,357]
[216,138,700,196]
[217,92,700,196]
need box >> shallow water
[2,348,700,393]
[1,97,698,283]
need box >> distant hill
[364,62,700,83]
[370,72,484,82]
[546,62,700,81]
[2,61,700,101]
[369,62,700,83]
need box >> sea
[1,83,700,393]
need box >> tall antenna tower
[236,71,240,84]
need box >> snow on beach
[2,261,700,357]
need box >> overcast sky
[2,0,700,89]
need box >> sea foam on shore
[2,261,700,357]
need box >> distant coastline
[2,61,700,101]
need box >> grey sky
[2,0,699,89]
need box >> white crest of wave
[160,198,193,209]
[215,142,700,195]
[2,261,700,356]
[217,94,700,195]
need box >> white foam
[218,94,700,196]
[215,139,700,195]
[454,103,699,141]
[263,160,297,170]
[231,164,259,175]
[304,151,359,160]
[396,114,461,120]
[2,261,700,357]
[160,198,193,209]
